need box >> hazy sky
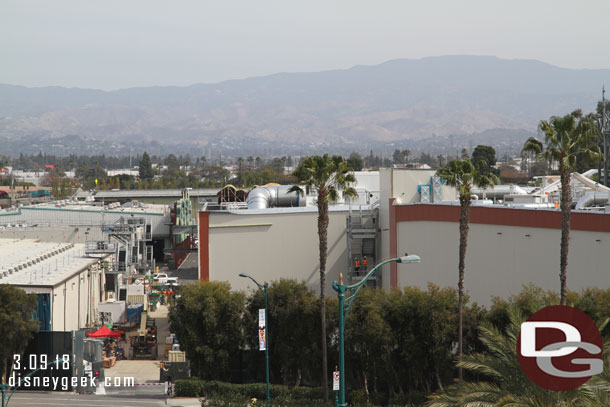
[2,0,609,90]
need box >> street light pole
[332,254,421,407]
[239,273,271,407]
[1,384,7,407]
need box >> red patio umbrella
[88,325,124,338]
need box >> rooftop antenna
[598,86,610,187]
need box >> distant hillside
[0,55,607,157]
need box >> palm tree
[427,308,610,407]
[522,110,600,306]
[290,154,357,401]
[237,157,244,185]
[437,158,498,380]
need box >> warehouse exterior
[0,239,107,331]
[198,168,610,305]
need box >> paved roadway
[9,390,201,406]
[168,253,198,282]
[7,390,167,407]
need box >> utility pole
[599,87,610,186]
[10,172,15,206]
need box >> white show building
[0,239,106,331]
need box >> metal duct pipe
[471,185,527,199]
[575,192,610,209]
[246,185,304,209]
[510,203,557,209]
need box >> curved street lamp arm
[239,273,265,289]
[344,257,401,315]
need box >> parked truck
[128,310,158,359]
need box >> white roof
[22,201,168,215]
[77,188,220,198]
[0,239,100,287]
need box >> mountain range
[0,55,607,157]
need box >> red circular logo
[517,305,603,391]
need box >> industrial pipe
[246,185,304,209]
[575,192,610,209]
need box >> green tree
[392,149,403,164]
[522,110,600,305]
[237,157,245,185]
[346,152,364,171]
[427,308,610,407]
[0,285,39,382]
[243,279,320,386]
[343,288,391,399]
[290,154,357,401]
[437,154,446,169]
[138,152,154,180]
[471,145,498,176]
[419,152,435,166]
[168,282,244,381]
[164,154,180,172]
[437,159,498,380]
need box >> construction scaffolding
[346,205,379,286]
[85,216,153,289]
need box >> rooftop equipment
[246,185,304,209]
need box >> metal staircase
[85,216,153,276]
[346,205,379,286]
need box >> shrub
[175,378,203,397]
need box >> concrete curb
[165,397,203,406]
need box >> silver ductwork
[246,185,305,209]
[471,185,527,199]
[575,192,610,209]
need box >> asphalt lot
[168,253,198,282]
[7,391,167,407]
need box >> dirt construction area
[104,304,171,384]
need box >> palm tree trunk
[458,194,471,381]
[559,164,571,306]
[317,189,329,402]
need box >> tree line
[169,280,610,406]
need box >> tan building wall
[18,262,105,331]
[392,204,610,306]
[379,169,457,289]
[205,208,349,294]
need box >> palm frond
[521,137,543,157]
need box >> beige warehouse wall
[379,169,457,289]
[396,221,610,306]
[209,210,348,294]
[19,263,106,331]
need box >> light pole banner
[259,309,265,328]
[333,371,340,391]
[259,328,266,351]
